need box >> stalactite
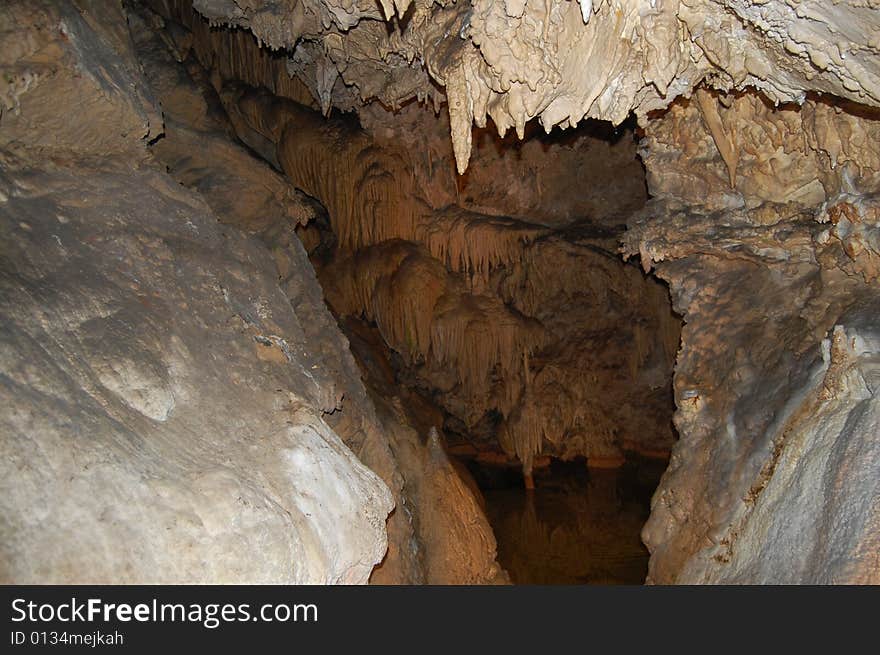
[325,239,548,467]
[374,249,449,361]
[154,0,319,110]
[156,3,681,474]
[318,204,680,473]
[415,207,548,289]
[210,69,553,290]
[429,292,545,410]
[275,110,425,252]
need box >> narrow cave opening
[290,106,682,584]
[124,1,683,584]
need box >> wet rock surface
[476,459,665,585]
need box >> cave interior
[0,0,878,586]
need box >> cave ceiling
[178,0,880,172]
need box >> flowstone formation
[627,90,880,583]
[0,0,392,584]
[145,3,681,481]
[146,0,880,175]
[1,0,505,585]
[129,7,508,583]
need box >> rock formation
[1,0,504,585]
[0,0,394,583]
[147,13,680,479]
[2,0,878,585]
[140,0,880,177]
[626,91,880,583]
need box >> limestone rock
[0,0,393,585]
[146,0,880,173]
[127,9,511,583]
[624,193,880,584]
[0,158,393,584]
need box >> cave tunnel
[1,0,878,589]
[144,5,682,585]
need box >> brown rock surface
[625,90,880,583]
[4,0,879,586]
[145,0,880,174]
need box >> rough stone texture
[5,0,880,586]
[642,91,880,211]
[127,6,507,584]
[146,0,880,173]
[709,320,880,583]
[0,156,393,584]
[0,0,393,584]
[625,92,880,583]
[1,0,161,156]
[137,0,880,584]
[143,4,679,476]
[213,79,679,473]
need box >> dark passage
[465,458,666,584]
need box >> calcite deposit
[130,9,508,582]
[144,11,681,479]
[1,0,505,585]
[134,0,880,584]
[0,153,395,584]
[2,0,879,586]
[145,0,880,175]
[626,93,880,583]
[0,1,394,583]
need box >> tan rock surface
[1,0,393,584]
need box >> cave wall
[151,0,880,584]
[642,91,880,210]
[2,0,878,586]
[0,0,397,584]
[626,92,880,583]
[129,3,508,584]
[356,102,649,230]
